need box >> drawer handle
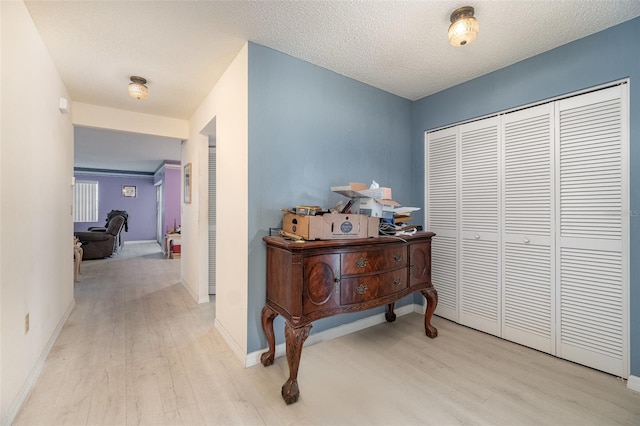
[393,278,402,286]
[355,258,368,268]
[474,234,480,240]
[394,254,402,262]
[523,238,530,244]
[355,284,368,295]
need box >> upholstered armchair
[75,213,126,260]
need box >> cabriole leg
[420,287,438,338]
[281,322,312,404]
[385,302,397,322]
[260,305,278,366]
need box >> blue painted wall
[247,43,414,352]
[412,17,640,376]
[245,18,639,375]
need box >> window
[73,180,98,222]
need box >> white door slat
[431,235,458,321]
[427,128,458,230]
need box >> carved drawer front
[341,269,408,304]
[303,254,341,314]
[409,243,431,286]
[341,247,407,275]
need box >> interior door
[555,85,628,377]
[459,117,501,336]
[501,103,555,353]
[156,182,163,246]
[208,145,217,295]
[425,126,458,321]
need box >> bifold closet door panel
[556,85,628,377]
[209,147,217,295]
[430,235,457,320]
[501,104,555,354]
[426,127,458,321]
[459,117,500,336]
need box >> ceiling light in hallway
[128,75,149,100]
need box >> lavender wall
[153,165,182,235]
[74,172,157,241]
[164,166,181,233]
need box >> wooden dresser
[260,232,438,404]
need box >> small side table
[164,234,181,258]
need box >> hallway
[14,243,640,425]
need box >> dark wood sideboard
[260,232,438,404]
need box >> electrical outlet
[25,313,29,334]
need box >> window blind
[74,180,98,222]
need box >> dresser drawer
[341,268,408,304]
[341,247,407,275]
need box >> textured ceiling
[25,0,640,120]
[23,0,640,172]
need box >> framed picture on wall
[122,185,137,198]
[184,163,192,204]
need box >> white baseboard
[124,240,157,245]
[245,303,420,368]
[4,298,75,426]
[627,374,640,392]
[214,318,248,366]
[180,276,197,301]
[180,277,210,304]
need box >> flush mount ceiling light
[128,76,148,100]
[448,6,479,47]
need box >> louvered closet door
[426,127,458,321]
[459,117,500,336]
[502,104,555,353]
[556,85,628,377]
[209,146,217,295]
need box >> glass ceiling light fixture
[128,75,149,100]
[448,6,479,47]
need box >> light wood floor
[15,242,640,425]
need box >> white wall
[0,2,75,424]
[0,2,3,420]
[72,102,189,139]
[185,44,249,360]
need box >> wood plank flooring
[14,242,640,425]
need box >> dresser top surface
[263,231,435,251]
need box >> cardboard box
[294,205,322,215]
[331,182,392,199]
[357,187,392,200]
[354,198,399,223]
[332,183,396,220]
[283,213,379,240]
